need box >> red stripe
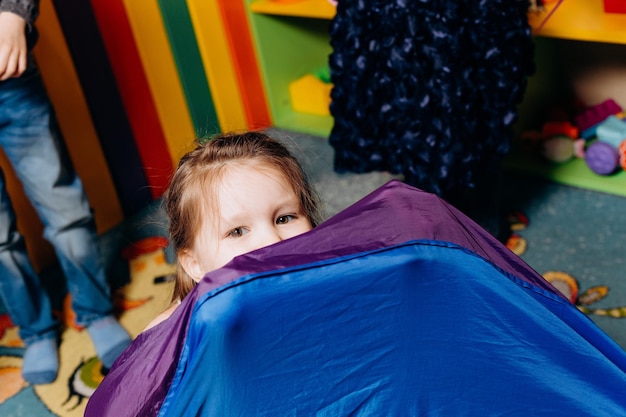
[90,0,173,198]
[217,1,272,130]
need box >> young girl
[145,131,323,329]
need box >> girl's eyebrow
[219,214,246,230]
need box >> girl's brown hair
[163,131,322,302]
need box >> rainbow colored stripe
[33,0,271,225]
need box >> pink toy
[574,99,622,131]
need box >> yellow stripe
[122,0,197,166]
[33,0,124,232]
[186,0,248,131]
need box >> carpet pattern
[0,240,175,417]
[500,172,626,349]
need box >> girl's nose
[254,228,283,250]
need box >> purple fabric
[85,180,558,417]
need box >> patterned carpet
[500,171,626,350]
[0,238,175,417]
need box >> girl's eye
[227,227,248,238]
[276,215,295,225]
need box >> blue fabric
[159,241,626,416]
[0,62,114,343]
[86,181,626,416]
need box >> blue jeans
[0,61,114,345]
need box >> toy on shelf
[289,67,332,116]
[535,117,580,163]
[595,115,626,147]
[526,98,626,176]
[542,135,577,163]
[576,101,626,175]
[541,120,579,139]
[619,141,626,170]
[574,99,622,139]
[585,141,621,175]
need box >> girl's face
[180,163,313,281]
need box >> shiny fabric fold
[85,181,626,417]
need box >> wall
[4,0,270,271]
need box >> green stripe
[157,0,219,136]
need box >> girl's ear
[178,250,204,282]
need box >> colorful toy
[289,70,333,116]
[595,115,626,147]
[619,141,626,171]
[585,141,620,175]
[574,99,622,132]
[541,135,575,163]
[541,120,578,139]
[533,99,626,176]
[578,113,626,175]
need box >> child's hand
[0,12,28,81]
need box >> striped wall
[8,0,271,270]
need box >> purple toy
[585,141,620,175]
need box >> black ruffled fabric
[329,0,535,197]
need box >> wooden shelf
[247,0,626,197]
[245,1,333,137]
[250,0,335,19]
[529,0,626,44]
[520,1,626,196]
